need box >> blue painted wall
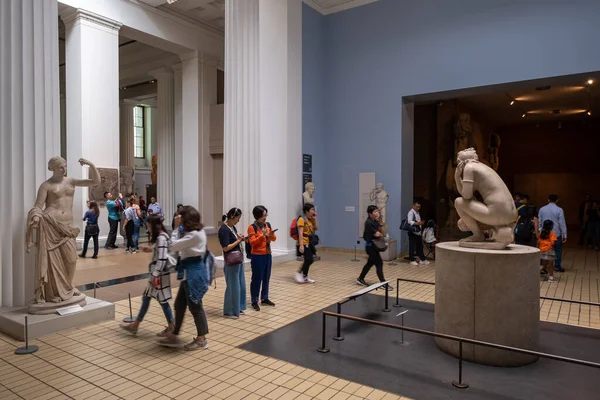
[303,0,600,249]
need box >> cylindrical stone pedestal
[434,242,540,367]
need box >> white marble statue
[303,182,315,205]
[26,156,101,314]
[454,148,516,249]
[370,183,389,225]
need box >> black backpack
[245,222,271,259]
[515,217,534,243]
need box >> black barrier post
[382,283,391,312]
[333,303,344,341]
[123,293,136,323]
[93,283,97,298]
[351,240,360,262]
[317,313,330,353]
[393,279,401,308]
[452,340,469,389]
[14,316,39,355]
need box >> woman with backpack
[247,205,277,311]
[120,215,174,336]
[219,208,247,319]
[159,206,210,351]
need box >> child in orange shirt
[538,220,558,282]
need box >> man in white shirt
[407,201,430,266]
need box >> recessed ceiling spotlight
[522,113,527,118]
[587,79,594,85]
[510,100,515,106]
[587,110,592,116]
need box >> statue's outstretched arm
[71,158,101,187]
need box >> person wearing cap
[172,203,184,231]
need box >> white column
[224,0,302,253]
[172,63,184,203]
[0,0,60,307]
[149,68,175,220]
[62,9,121,242]
[119,99,137,167]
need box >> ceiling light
[166,0,180,4]
[587,110,592,116]
[510,100,515,106]
[522,113,527,118]
[588,79,594,85]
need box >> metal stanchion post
[317,313,330,353]
[351,240,360,262]
[382,282,391,312]
[93,283,97,299]
[396,309,408,346]
[393,280,401,308]
[123,293,136,323]
[452,340,469,389]
[401,313,405,344]
[15,316,39,355]
[333,303,344,341]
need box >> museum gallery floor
[1,248,599,400]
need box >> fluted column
[150,68,175,221]
[62,9,121,242]
[224,0,302,253]
[172,63,184,203]
[224,0,261,232]
[0,0,60,307]
[119,99,137,167]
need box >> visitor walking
[130,196,142,251]
[586,200,600,250]
[219,208,247,319]
[356,205,392,289]
[80,201,100,258]
[248,205,277,311]
[538,220,558,282]
[538,195,567,272]
[159,206,209,351]
[122,200,139,254]
[295,203,318,284]
[407,201,429,265]
[120,215,174,336]
[148,196,164,217]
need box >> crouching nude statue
[26,156,101,314]
[454,148,516,250]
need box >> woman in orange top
[538,220,558,282]
[248,205,277,311]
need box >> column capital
[60,9,122,32]
[180,51,221,69]
[121,99,139,107]
[171,63,182,73]
[149,67,174,79]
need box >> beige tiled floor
[1,246,599,399]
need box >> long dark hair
[180,206,203,232]
[89,201,100,218]
[148,215,167,244]
[540,220,553,240]
[225,207,242,221]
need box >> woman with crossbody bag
[356,205,392,289]
[120,215,175,336]
[219,207,247,319]
[80,201,100,258]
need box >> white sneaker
[294,272,305,283]
[304,276,315,284]
[409,261,419,266]
[419,260,431,265]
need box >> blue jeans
[554,236,563,268]
[223,263,246,316]
[136,294,173,323]
[133,221,141,249]
[250,254,272,304]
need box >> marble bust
[26,156,101,314]
[370,183,389,224]
[303,182,315,205]
[454,148,516,249]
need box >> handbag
[224,250,243,265]
[371,237,388,252]
[85,224,99,236]
[309,234,320,247]
[400,218,421,233]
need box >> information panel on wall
[302,154,312,193]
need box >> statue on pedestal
[120,166,135,197]
[26,156,101,314]
[370,183,389,225]
[151,155,157,185]
[303,182,315,206]
[453,148,516,249]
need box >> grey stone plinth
[0,297,114,341]
[434,241,540,367]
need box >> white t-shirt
[170,229,207,260]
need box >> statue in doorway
[303,182,315,206]
[370,183,389,225]
[453,148,516,249]
[120,166,135,198]
[487,133,501,171]
[151,155,157,185]
[26,156,101,314]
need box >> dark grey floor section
[240,295,600,400]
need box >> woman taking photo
[80,201,100,258]
[219,208,247,319]
[120,215,174,336]
[248,205,277,311]
[159,206,209,351]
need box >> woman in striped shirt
[120,215,174,335]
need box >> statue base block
[0,296,114,341]
[28,293,87,315]
[434,241,540,367]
